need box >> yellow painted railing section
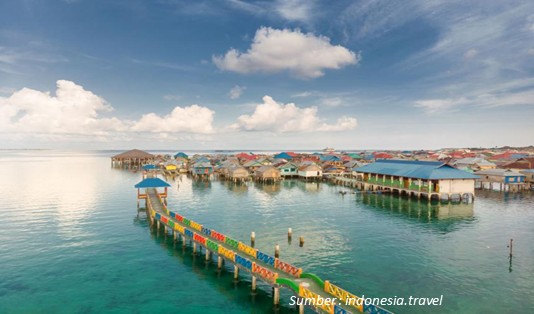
[324,280,363,312]
[174,223,185,234]
[299,284,335,314]
[218,245,236,262]
[238,242,257,258]
[190,220,202,232]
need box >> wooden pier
[136,179,393,314]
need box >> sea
[0,150,533,313]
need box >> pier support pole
[173,231,177,242]
[217,256,223,269]
[157,220,160,230]
[251,232,255,247]
[251,275,257,293]
[234,265,239,281]
[299,236,304,247]
[288,228,292,242]
[273,284,280,306]
[205,250,211,261]
[193,242,197,254]
[275,244,280,258]
[299,299,305,314]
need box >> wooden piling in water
[234,265,239,280]
[250,231,255,247]
[275,244,280,258]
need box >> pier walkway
[145,188,392,314]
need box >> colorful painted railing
[299,284,335,314]
[147,191,392,314]
[325,280,363,312]
[252,262,278,283]
[275,259,302,277]
[238,242,257,258]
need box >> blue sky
[1,0,533,150]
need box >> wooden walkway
[146,188,392,314]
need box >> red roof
[236,153,256,160]
[491,151,514,160]
[286,152,298,157]
[373,152,393,159]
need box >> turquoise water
[0,151,533,313]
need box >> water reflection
[359,193,476,233]
[252,181,281,195]
[219,180,249,195]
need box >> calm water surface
[0,151,533,313]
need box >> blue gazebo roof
[134,178,171,188]
[142,164,157,170]
[354,159,479,180]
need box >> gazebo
[134,177,171,205]
[111,149,155,169]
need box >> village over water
[112,146,534,203]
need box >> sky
[1,0,533,150]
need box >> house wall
[438,179,475,194]
[298,170,323,178]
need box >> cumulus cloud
[213,27,358,79]
[0,80,126,135]
[131,105,215,134]
[228,85,246,99]
[0,80,216,138]
[230,95,356,132]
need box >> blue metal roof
[274,152,293,160]
[174,152,188,158]
[134,178,171,188]
[142,164,157,170]
[354,159,479,180]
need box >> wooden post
[193,242,197,254]
[299,299,305,314]
[217,256,223,269]
[299,236,304,247]
[251,232,255,247]
[234,265,239,280]
[275,244,280,258]
[273,284,280,305]
[509,238,513,258]
[251,275,257,293]
[288,228,292,240]
[205,249,211,261]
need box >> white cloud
[226,0,316,23]
[274,0,315,22]
[213,27,358,79]
[415,79,534,114]
[0,80,126,135]
[0,80,216,139]
[228,85,246,99]
[464,48,478,59]
[131,105,215,134]
[230,95,356,132]
[414,98,468,114]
